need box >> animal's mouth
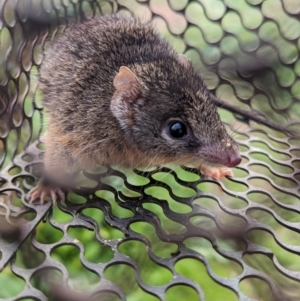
[196,149,241,180]
[198,147,242,168]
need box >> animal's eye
[169,121,187,138]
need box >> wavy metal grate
[0,0,300,300]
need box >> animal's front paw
[28,183,65,204]
[200,166,233,180]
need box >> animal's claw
[28,185,65,204]
[200,166,233,180]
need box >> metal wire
[0,0,300,300]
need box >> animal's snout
[197,142,242,168]
[225,153,242,167]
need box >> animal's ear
[113,66,141,95]
[178,54,191,68]
[111,66,144,128]
[112,66,144,104]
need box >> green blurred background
[0,0,300,300]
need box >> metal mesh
[0,0,300,300]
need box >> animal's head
[110,54,241,169]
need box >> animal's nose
[226,154,242,167]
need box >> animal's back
[40,14,175,123]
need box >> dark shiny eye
[169,121,187,138]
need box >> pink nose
[226,154,242,167]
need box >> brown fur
[40,14,240,182]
